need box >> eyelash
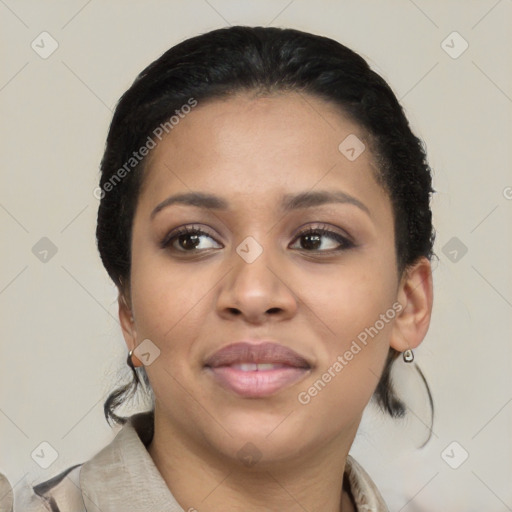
[160,224,355,255]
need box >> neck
[147,408,359,512]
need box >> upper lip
[204,342,311,369]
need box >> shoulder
[12,412,154,512]
[13,464,86,512]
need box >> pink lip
[204,342,312,398]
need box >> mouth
[204,342,312,398]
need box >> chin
[202,409,316,463]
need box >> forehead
[139,92,387,216]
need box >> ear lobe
[118,291,137,351]
[390,257,434,353]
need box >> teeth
[231,363,284,371]
[256,363,279,370]
[236,363,258,371]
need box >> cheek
[129,247,214,347]
[305,262,396,339]
[129,262,213,403]
[297,282,394,423]
[299,262,396,401]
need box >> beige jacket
[8,412,389,511]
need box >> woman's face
[123,92,414,464]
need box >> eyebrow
[150,189,371,219]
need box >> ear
[118,290,137,352]
[390,257,434,352]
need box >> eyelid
[291,222,354,243]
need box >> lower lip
[206,366,310,398]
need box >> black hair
[96,26,436,436]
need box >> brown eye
[160,226,222,252]
[290,226,354,252]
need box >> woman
[14,25,434,511]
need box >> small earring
[403,349,414,363]
[127,349,143,369]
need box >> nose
[216,239,298,324]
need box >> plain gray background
[1,1,511,510]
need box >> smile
[204,341,312,398]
